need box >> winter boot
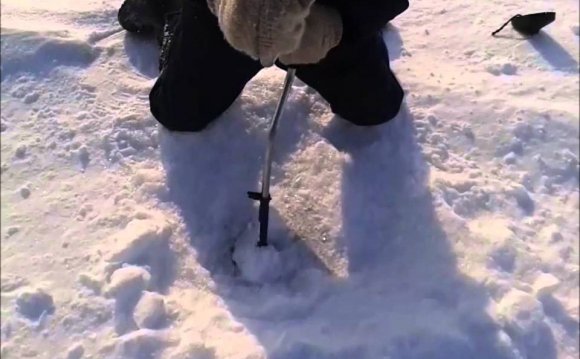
[117,0,181,45]
[158,10,181,71]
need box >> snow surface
[1,0,579,358]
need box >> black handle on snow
[492,12,556,37]
[248,68,297,247]
[492,15,522,36]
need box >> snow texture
[1,0,578,358]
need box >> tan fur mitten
[207,0,316,66]
[279,4,343,65]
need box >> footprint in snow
[96,218,177,336]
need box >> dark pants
[150,0,405,132]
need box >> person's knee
[339,87,404,127]
[156,114,212,132]
[149,82,214,133]
[150,103,213,132]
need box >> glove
[279,4,343,65]
[206,0,316,66]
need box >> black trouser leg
[283,34,405,126]
[149,0,262,132]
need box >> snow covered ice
[1,1,578,359]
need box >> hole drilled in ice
[232,227,284,284]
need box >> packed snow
[1,0,578,359]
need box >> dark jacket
[318,0,409,39]
[119,0,409,43]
